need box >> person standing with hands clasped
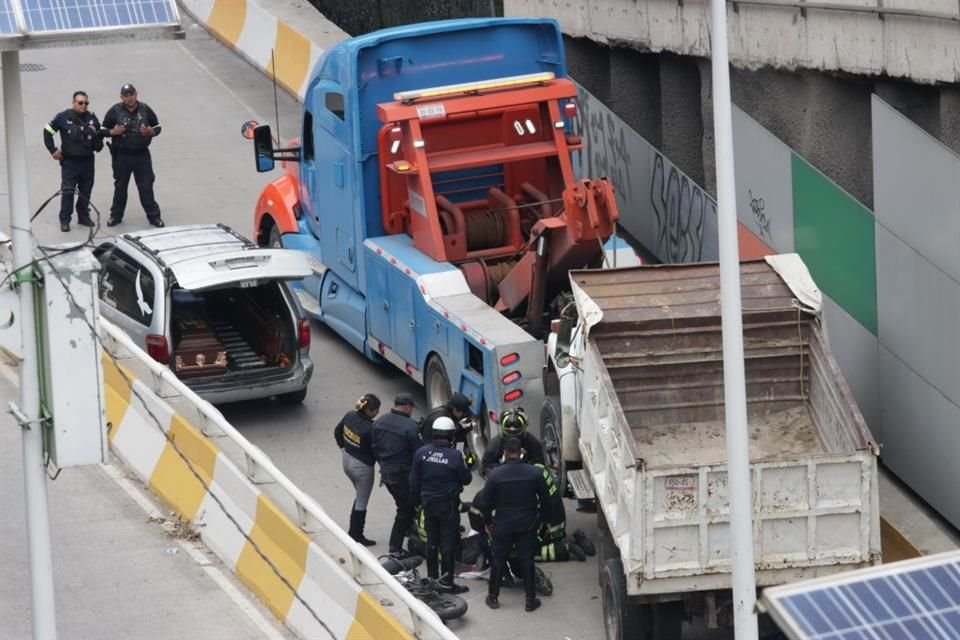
[372,393,422,556]
[43,91,103,232]
[474,437,552,612]
[410,416,472,594]
[335,393,381,547]
[101,84,164,228]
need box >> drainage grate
[19,63,46,72]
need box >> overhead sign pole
[710,0,759,638]
[3,46,57,640]
[0,3,184,637]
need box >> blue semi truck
[247,17,636,470]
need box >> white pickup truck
[543,255,881,639]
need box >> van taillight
[146,335,169,363]
[299,318,311,349]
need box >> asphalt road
[0,18,729,640]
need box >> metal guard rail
[99,316,458,640]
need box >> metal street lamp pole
[709,2,758,638]
[3,49,59,640]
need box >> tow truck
[247,17,638,463]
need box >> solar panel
[761,550,960,640]
[0,0,18,35]
[0,0,181,49]
[20,0,178,32]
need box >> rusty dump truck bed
[569,256,881,595]
[570,258,875,467]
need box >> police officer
[44,91,103,232]
[101,84,164,228]
[334,393,381,546]
[372,392,422,555]
[474,437,552,612]
[410,416,472,593]
[421,392,473,442]
[481,409,545,475]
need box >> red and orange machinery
[375,71,621,335]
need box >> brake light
[564,101,577,118]
[500,352,519,366]
[299,318,311,349]
[146,335,169,363]
[502,371,521,385]
[504,389,523,402]
[488,410,498,423]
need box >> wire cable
[21,191,338,638]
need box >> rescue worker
[420,391,473,442]
[474,437,552,612]
[334,393,381,546]
[101,84,164,228]
[372,392,422,556]
[43,91,103,232]
[481,408,545,475]
[409,416,472,593]
[531,463,594,562]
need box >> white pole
[3,50,59,640]
[709,2,758,638]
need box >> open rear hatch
[168,248,311,292]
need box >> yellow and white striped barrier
[178,0,327,101]
[100,318,455,640]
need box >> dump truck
[544,255,881,639]
[247,17,637,460]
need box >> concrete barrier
[178,0,326,102]
[101,350,419,639]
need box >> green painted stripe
[791,154,878,335]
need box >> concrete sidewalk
[0,372,291,640]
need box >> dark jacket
[481,432,545,474]
[334,410,375,467]
[101,101,161,152]
[473,459,551,534]
[410,440,472,507]
[372,409,422,479]
[44,109,102,158]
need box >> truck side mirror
[253,124,275,173]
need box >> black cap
[394,392,416,407]
[503,437,522,454]
[121,83,136,95]
[448,392,471,412]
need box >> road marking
[176,37,269,125]
[0,359,288,640]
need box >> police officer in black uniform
[101,84,164,228]
[44,91,103,232]
[372,392,423,555]
[410,416,472,593]
[474,437,552,612]
[420,391,473,442]
[481,409,545,475]
[335,393,381,546]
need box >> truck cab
[251,18,630,460]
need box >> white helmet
[432,416,456,437]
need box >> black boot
[349,509,376,547]
[522,561,540,611]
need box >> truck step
[567,469,596,501]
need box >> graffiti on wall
[570,82,718,263]
[748,189,771,241]
[570,84,634,207]
[650,152,715,263]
